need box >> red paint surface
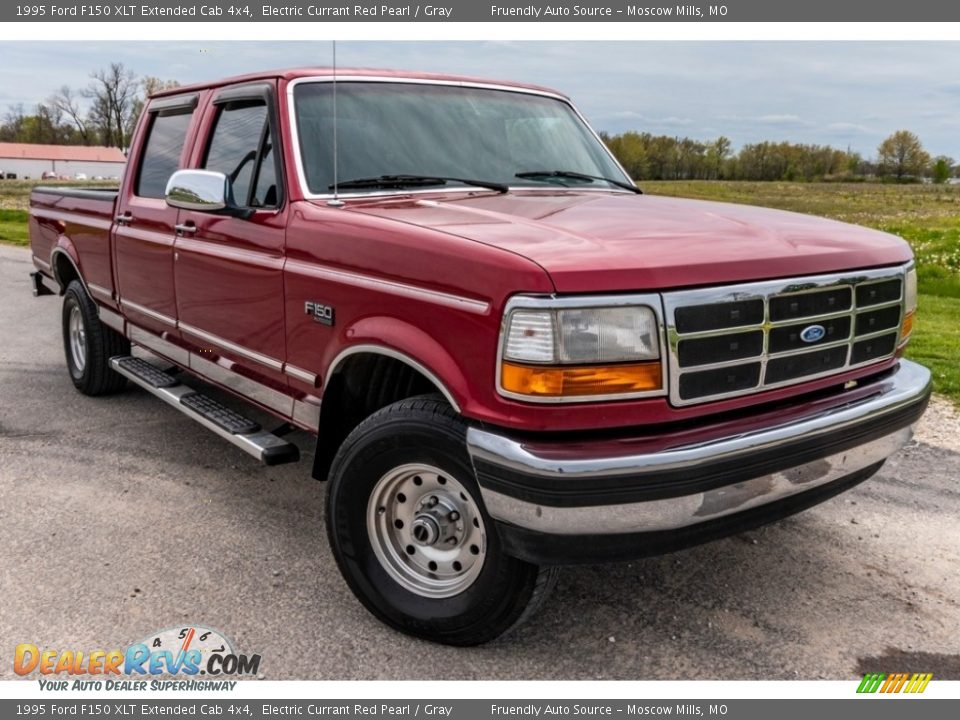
[349,191,911,292]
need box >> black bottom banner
[2,699,957,720]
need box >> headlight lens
[905,267,917,314]
[558,306,659,363]
[900,267,918,345]
[501,302,663,400]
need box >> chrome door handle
[115,212,133,225]
[174,223,197,235]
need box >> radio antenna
[328,39,344,208]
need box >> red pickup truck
[29,68,931,645]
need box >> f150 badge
[305,301,335,326]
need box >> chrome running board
[110,356,300,466]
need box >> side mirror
[165,169,252,219]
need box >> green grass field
[0,209,29,245]
[1,179,956,402]
[0,180,37,212]
[0,180,44,246]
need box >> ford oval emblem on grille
[800,324,827,343]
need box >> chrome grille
[663,266,908,406]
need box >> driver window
[203,100,277,208]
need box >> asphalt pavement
[1,244,958,680]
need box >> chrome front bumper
[467,360,931,545]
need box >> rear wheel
[62,280,129,396]
[327,395,558,645]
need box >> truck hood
[341,191,913,293]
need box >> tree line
[0,63,178,151]
[0,63,955,184]
[601,129,957,183]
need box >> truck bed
[29,185,120,302]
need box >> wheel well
[53,252,81,294]
[312,352,449,481]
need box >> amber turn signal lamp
[896,310,916,357]
[900,310,915,342]
[501,361,662,398]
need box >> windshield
[292,81,631,194]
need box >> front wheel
[326,396,557,646]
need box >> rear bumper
[466,359,931,564]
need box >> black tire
[327,395,558,646]
[62,280,129,396]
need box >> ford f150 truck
[29,68,931,645]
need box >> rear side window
[135,110,193,199]
[203,101,279,208]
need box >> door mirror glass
[165,169,254,219]
[165,169,230,211]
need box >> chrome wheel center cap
[411,515,441,546]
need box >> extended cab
[29,68,931,645]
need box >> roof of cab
[149,67,567,101]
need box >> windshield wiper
[515,170,642,194]
[330,174,508,193]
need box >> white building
[0,142,126,180]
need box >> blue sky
[1,41,957,159]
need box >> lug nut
[448,511,460,522]
[428,496,439,507]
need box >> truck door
[114,94,199,341]
[173,83,289,399]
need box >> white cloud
[827,122,873,133]
[604,110,647,120]
[756,114,808,125]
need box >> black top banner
[0,700,958,720]
[6,0,960,22]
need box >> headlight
[499,298,664,401]
[900,266,918,347]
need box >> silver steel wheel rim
[367,463,487,598]
[69,305,86,372]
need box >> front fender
[325,315,472,413]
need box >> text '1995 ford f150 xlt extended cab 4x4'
[29,68,931,645]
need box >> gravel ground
[912,397,960,452]
[1,244,958,680]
